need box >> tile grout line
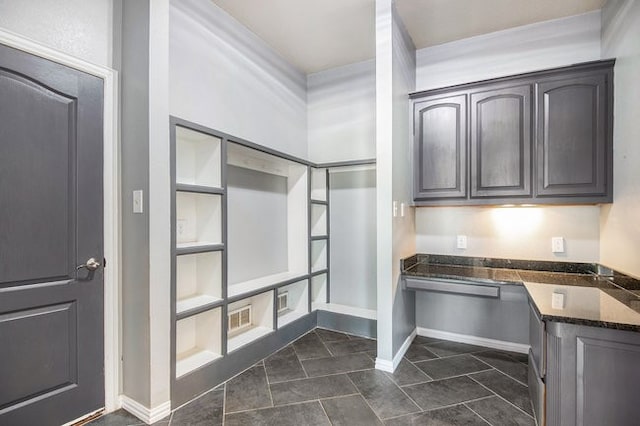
[464,403,495,426]
[261,364,275,409]
[401,368,495,385]
[466,374,535,419]
[381,395,496,423]
[468,353,529,386]
[316,398,333,424]
[343,373,387,424]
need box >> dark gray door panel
[0,42,104,425]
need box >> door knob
[77,257,101,272]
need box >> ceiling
[211,0,605,74]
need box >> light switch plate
[551,237,564,253]
[551,292,565,309]
[456,235,467,249]
[133,190,143,214]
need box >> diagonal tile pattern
[91,329,535,426]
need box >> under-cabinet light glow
[491,206,543,236]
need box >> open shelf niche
[176,191,222,250]
[227,291,274,352]
[175,308,222,378]
[176,125,222,189]
[277,280,309,328]
[310,167,328,202]
[311,273,328,310]
[226,142,309,298]
[311,203,327,237]
[176,250,222,315]
[311,239,328,273]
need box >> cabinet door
[470,84,532,198]
[536,71,611,199]
[413,94,467,200]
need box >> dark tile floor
[89,329,535,425]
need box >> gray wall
[227,165,288,284]
[118,0,151,407]
[415,285,529,344]
[329,169,377,310]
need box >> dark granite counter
[402,254,640,332]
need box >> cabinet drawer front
[413,94,467,200]
[536,71,610,198]
[470,84,532,198]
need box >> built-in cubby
[176,251,222,315]
[311,239,328,273]
[175,126,222,189]
[310,167,328,201]
[227,291,274,352]
[176,192,222,250]
[311,204,327,237]
[311,274,328,310]
[175,308,222,378]
[277,280,309,327]
[226,142,308,298]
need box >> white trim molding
[417,327,530,354]
[375,328,417,373]
[120,396,171,425]
[0,29,121,413]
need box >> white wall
[0,0,114,67]
[307,60,376,163]
[414,11,603,263]
[169,0,308,159]
[600,0,640,278]
[415,10,601,91]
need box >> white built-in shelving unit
[311,274,328,310]
[175,307,222,378]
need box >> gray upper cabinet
[470,84,532,198]
[410,59,614,206]
[536,70,612,201]
[413,94,467,200]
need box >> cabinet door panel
[536,72,609,198]
[471,84,532,198]
[414,94,467,200]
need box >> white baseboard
[120,396,171,425]
[375,328,417,373]
[416,327,530,354]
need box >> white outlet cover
[551,237,565,253]
[456,235,467,249]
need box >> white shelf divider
[176,126,222,189]
[311,239,328,273]
[277,280,309,327]
[176,192,222,248]
[228,270,307,299]
[176,308,222,378]
[310,168,328,201]
[176,251,222,315]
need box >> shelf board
[278,309,308,328]
[176,295,223,318]
[176,183,224,195]
[310,199,328,205]
[227,271,308,300]
[310,235,328,241]
[176,348,222,378]
[312,303,377,320]
[176,242,224,255]
[227,326,273,352]
[310,269,328,277]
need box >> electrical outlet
[456,235,467,249]
[133,190,143,213]
[393,201,398,217]
[551,237,565,253]
[177,219,187,237]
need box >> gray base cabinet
[528,303,640,426]
[411,59,614,206]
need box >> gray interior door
[0,43,104,425]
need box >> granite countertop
[402,254,640,332]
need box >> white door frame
[0,29,121,413]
